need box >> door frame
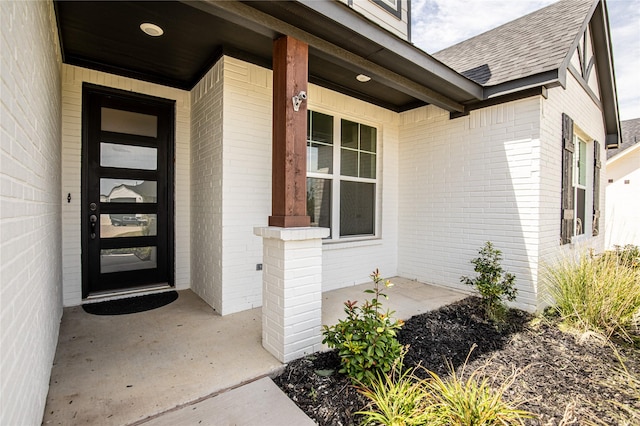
[81,83,175,298]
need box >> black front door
[82,84,174,297]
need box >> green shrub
[322,269,404,384]
[543,249,640,344]
[357,350,533,426]
[461,242,517,322]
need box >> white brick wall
[0,1,62,424]
[398,100,544,311]
[190,57,400,315]
[398,73,608,311]
[191,60,224,312]
[539,72,607,267]
[61,65,191,306]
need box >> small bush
[543,248,640,344]
[357,350,533,426]
[322,269,404,384]
[461,242,517,322]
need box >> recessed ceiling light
[140,23,164,37]
[356,74,371,82]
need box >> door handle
[90,214,97,239]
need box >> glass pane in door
[100,143,157,170]
[100,214,157,238]
[100,179,157,203]
[101,107,158,137]
[101,246,157,273]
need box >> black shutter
[561,113,574,245]
[592,140,601,236]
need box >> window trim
[307,108,382,242]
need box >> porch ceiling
[54,0,480,112]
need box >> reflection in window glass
[307,111,334,174]
[100,214,157,238]
[101,108,157,137]
[101,143,157,170]
[307,178,331,234]
[101,246,157,273]
[340,181,375,236]
[100,179,157,203]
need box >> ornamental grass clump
[542,246,640,344]
[322,269,404,385]
[461,242,517,322]
[357,349,533,426]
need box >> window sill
[322,237,383,250]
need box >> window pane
[308,143,333,173]
[360,125,376,153]
[101,214,157,238]
[340,181,375,236]
[359,152,376,179]
[101,143,157,170]
[101,108,157,137]
[341,149,358,177]
[576,188,586,236]
[307,178,331,232]
[578,140,587,186]
[100,179,157,203]
[341,120,359,149]
[309,111,333,144]
[101,246,157,273]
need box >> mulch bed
[273,297,640,425]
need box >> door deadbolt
[90,214,97,239]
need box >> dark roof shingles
[432,0,594,87]
[608,118,640,159]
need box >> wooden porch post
[269,35,310,228]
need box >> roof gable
[433,0,620,147]
[433,0,593,88]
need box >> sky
[411,0,640,121]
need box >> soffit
[54,0,479,112]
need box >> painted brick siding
[219,57,273,314]
[539,72,607,267]
[61,65,191,306]
[0,1,62,424]
[189,57,399,315]
[398,100,543,311]
[191,60,224,312]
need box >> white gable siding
[569,25,601,101]
[60,65,191,306]
[338,0,410,40]
[398,100,543,311]
[0,1,62,424]
[606,147,640,247]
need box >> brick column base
[254,226,329,362]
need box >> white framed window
[573,135,588,236]
[306,110,379,240]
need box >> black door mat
[83,291,178,315]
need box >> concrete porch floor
[43,278,466,425]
